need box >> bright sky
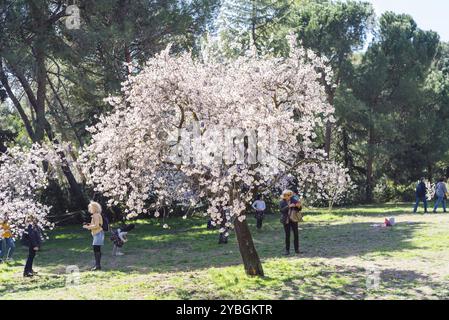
[367,0,449,42]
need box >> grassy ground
[1,203,449,300]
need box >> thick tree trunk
[44,124,88,209]
[234,217,264,276]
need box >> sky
[367,0,449,42]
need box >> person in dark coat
[23,219,42,277]
[413,178,428,213]
[280,189,300,256]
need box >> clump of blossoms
[0,145,58,237]
[293,162,353,210]
[80,35,340,227]
[425,181,435,201]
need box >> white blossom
[80,37,347,227]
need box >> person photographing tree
[280,190,301,256]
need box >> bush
[374,177,416,202]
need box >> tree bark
[324,90,335,158]
[365,108,375,203]
[44,122,88,209]
[324,120,332,158]
[234,217,264,276]
[0,61,36,140]
[342,127,353,170]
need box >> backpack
[416,183,423,195]
[101,213,110,232]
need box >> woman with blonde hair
[83,201,104,271]
[279,189,300,255]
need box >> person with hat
[280,189,300,256]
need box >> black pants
[24,247,36,274]
[283,221,299,252]
[255,211,264,229]
[93,245,102,267]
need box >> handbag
[289,208,303,223]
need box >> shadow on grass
[8,218,425,272]
[0,210,430,297]
[276,263,448,299]
[305,203,433,217]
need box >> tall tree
[0,0,220,209]
[81,40,344,276]
[286,0,374,158]
[352,12,440,202]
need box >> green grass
[1,203,449,300]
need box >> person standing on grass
[413,178,428,213]
[280,190,300,256]
[252,194,266,230]
[433,178,448,213]
[22,218,42,277]
[83,201,104,271]
[0,219,15,262]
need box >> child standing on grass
[251,195,266,230]
[0,219,15,263]
[83,201,104,271]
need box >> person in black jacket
[23,219,42,277]
[280,190,300,256]
[413,178,428,213]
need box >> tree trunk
[324,121,332,158]
[44,123,88,209]
[324,90,335,158]
[365,111,375,203]
[234,217,264,276]
[342,127,353,170]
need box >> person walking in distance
[252,194,266,230]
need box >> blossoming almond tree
[294,162,353,210]
[0,145,58,238]
[80,36,345,276]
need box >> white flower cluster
[81,36,345,226]
[0,145,57,237]
[294,162,353,209]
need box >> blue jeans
[413,196,428,213]
[433,196,447,212]
[0,238,15,259]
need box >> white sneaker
[115,252,124,256]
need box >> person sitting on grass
[433,178,448,213]
[83,201,104,271]
[413,178,428,213]
[111,224,135,256]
